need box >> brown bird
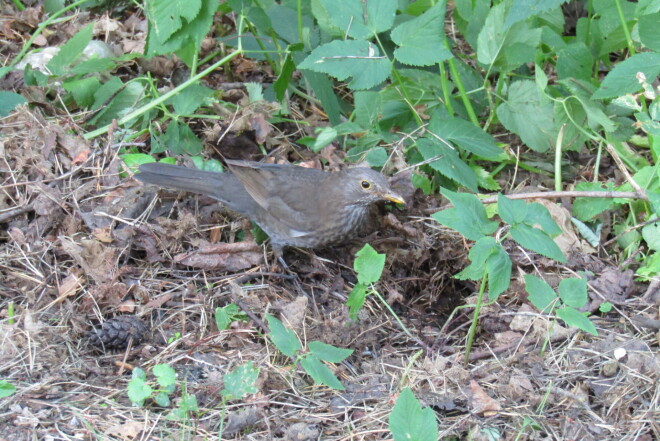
[136,160,405,256]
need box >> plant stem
[464,271,488,364]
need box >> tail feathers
[136,163,230,200]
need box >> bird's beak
[381,191,406,205]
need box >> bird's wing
[226,160,330,235]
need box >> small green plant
[524,274,597,336]
[433,191,565,361]
[389,387,439,441]
[127,364,178,408]
[215,303,248,331]
[167,332,182,344]
[0,380,17,398]
[346,244,387,320]
[265,315,352,390]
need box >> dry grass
[1,104,659,441]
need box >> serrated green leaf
[389,388,439,441]
[146,0,202,44]
[316,0,396,39]
[417,138,478,191]
[558,277,588,309]
[485,241,512,300]
[146,0,216,61]
[90,82,145,127]
[265,315,301,357]
[47,23,93,76]
[63,76,101,108]
[524,274,558,313]
[556,306,598,336]
[427,112,503,160]
[170,83,213,115]
[308,341,353,363]
[432,190,497,241]
[573,182,619,220]
[510,224,566,262]
[496,80,556,152]
[222,362,260,400]
[391,1,452,66]
[505,0,566,28]
[556,43,594,81]
[354,244,385,285]
[153,364,177,388]
[298,40,391,90]
[274,51,297,101]
[593,52,660,99]
[300,355,345,390]
[127,376,153,406]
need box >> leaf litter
[0,6,658,441]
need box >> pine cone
[88,315,148,349]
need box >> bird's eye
[360,180,372,189]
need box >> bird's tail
[135,162,231,199]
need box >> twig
[228,282,270,333]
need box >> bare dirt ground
[1,4,659,441]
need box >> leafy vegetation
[2,0,659,438]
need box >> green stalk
[464,271,488,364]
[613,0,635,55]
[554,124,565,193]
[84,50,243,139]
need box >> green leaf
[170,83,213,115]
[312,126,338,152]
[63,76,101,108]
[47,23,93,76]
[391,1,452,66]
[510,223,566,262]
[573,182,619,220]
[556,43,594,81]
[592,52,660,99]
[70,58,116,76]
[477,3,542,72]
[0,91,27,117]
[127,373,153,406]
[265,315,302,357]
[498,195,562,236]
[153,364,177,389]
[432,190,498,241]
[300,355,345,390]
[157,121,203,156]
[354,244,386,285]
[427,112,503,160]
[146,0,217,62]
[90,82,146,128]
[298,40,391,90]
[556,306,598,336]
[316,0,397,39]
[308,341,353,363]
[365,147,389,167]
[274,51,297,101]
[496,80,556,152]
[558,277,588,309]
[389,388,439,441]
[215,304,244,330]
[0,380,16,398]
[417,138,478,191]
[505,0,566,28]
[639,12,660,52]
[222,362,260,400]
[153,392,171,407]
[523,274,558,313]
[599,302,613,313]
[454,237,511,300]
[642,222,660,251]
[146,0,202,43]
[347,283,367,321]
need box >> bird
[135,160,405,257]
